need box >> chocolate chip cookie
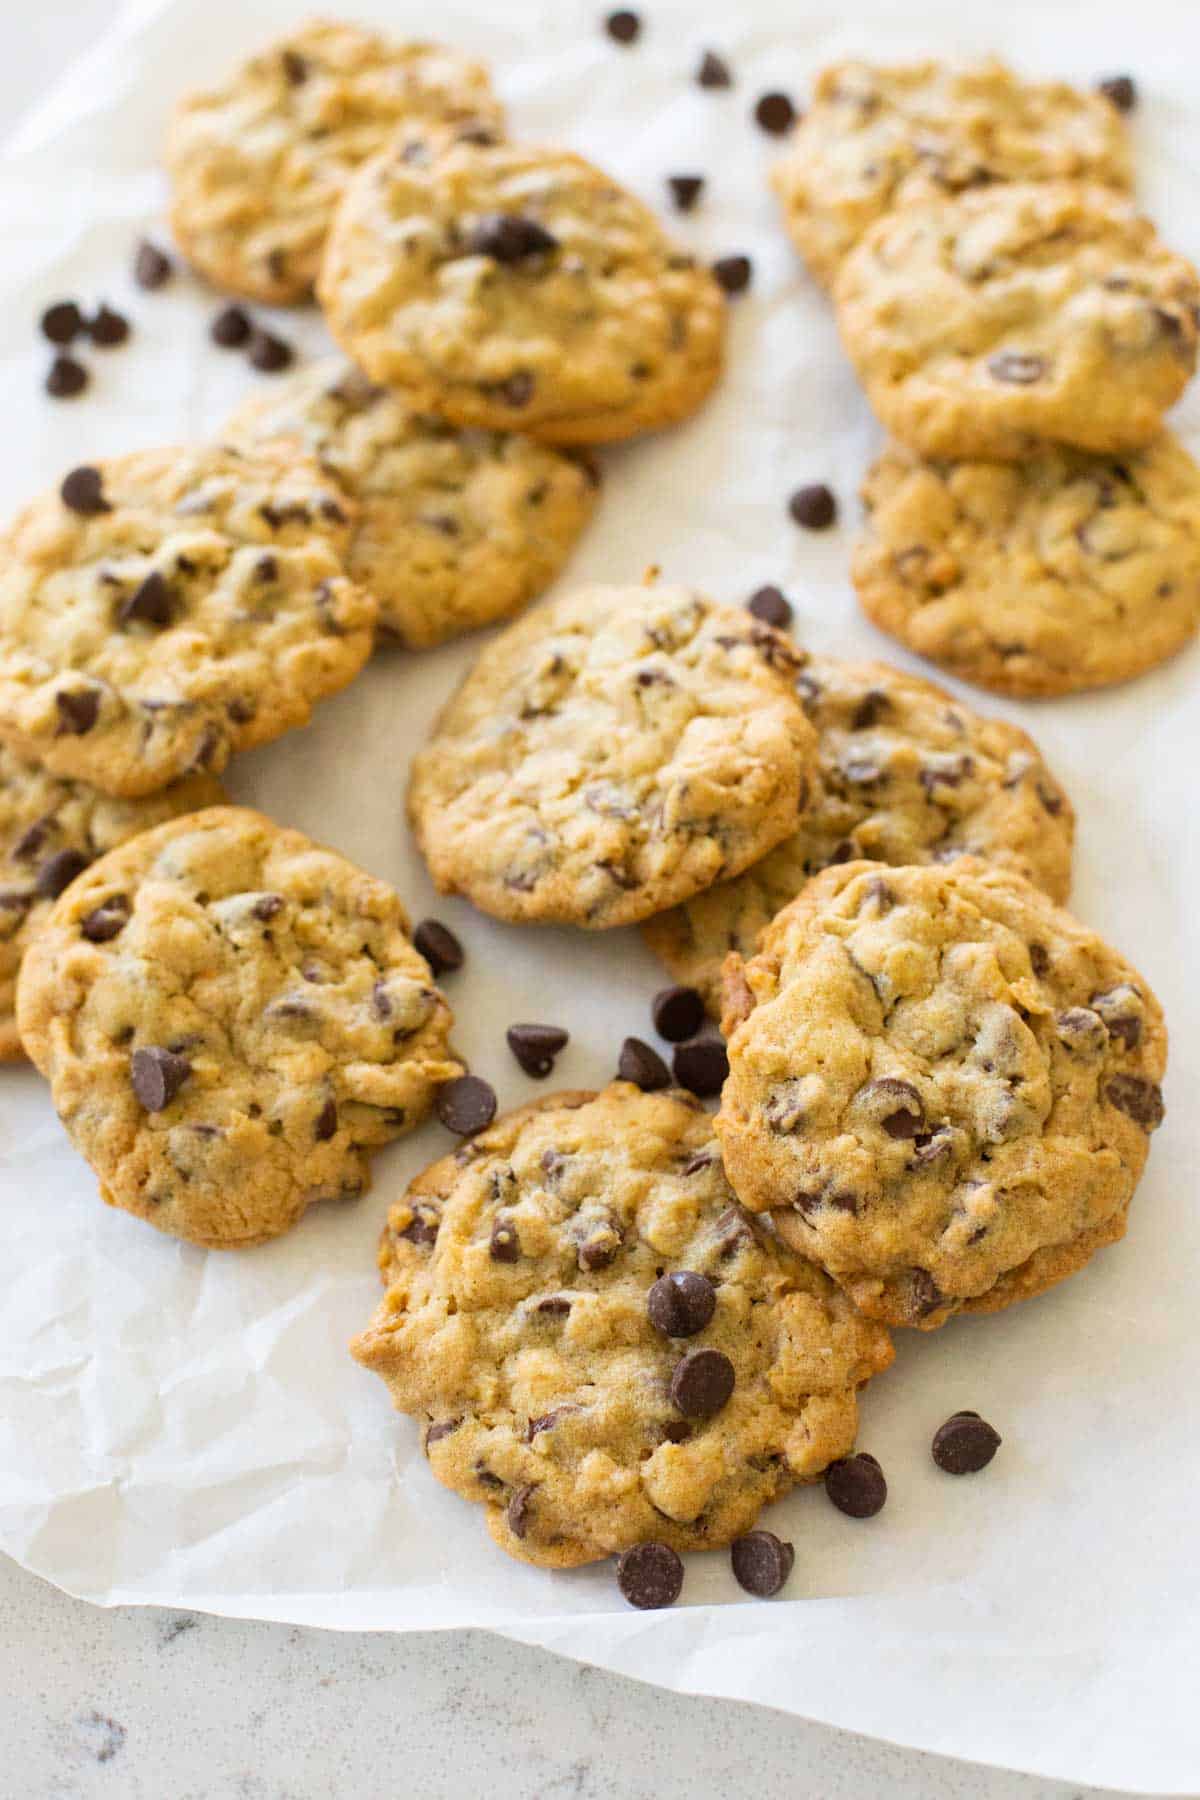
[772,59,1132,289]
[717,860,1167,1329]
[318,137,726,444]
[0,749,222,1061]
[642,656,1073,1011]
[854,434,1200,695]
[224,359,599,648]
[834,182,1200,460]
[407,583,819,928]
[351,1083,893,1567]
[0,444,375,797]
[16,807,461,1248]
[167,20,503,304]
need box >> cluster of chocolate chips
[40,239,176,399]
[209,304,294,373]
[619,983,728,1099]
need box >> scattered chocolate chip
[40,300,83,345]
[489,1215,521,1262]
[667,175,705,213]
[88,304,130,348]
[789,483,837,529]
[697,49,732,88]
[931,1410,1001,1475]
[647,1270,716,1337]
[130,1045,191,1112]
[60,465,110,516]
[436,1074,497,1135]
[670,1346,735,1419]
[468,214,559,262]
[825,1452,887,1518]
[747,584,792,628]
[618,1036,671,1091]
[754,91,797,134]
[987,350,1047,385]
[712,253,752,294]
[134,240,172,289]
[313,1097,338,1141]
[118,570,173,628]
[1105,1074,1164,1130]
[604,8,641,43]
[80,894,130,942]
[55,689,100,735]
[211,305,252,348]
[247,329,294,373]
[651,985,705,1043]
[731,1530,794,1598]
[1097,73,1136,112]
[506,1022,569,1078]
[672,1034,728,1098]
[506,1482,536,1539]
[35,848,89,899]
[45,355,88,399]
[413,918,463,976]
[617,1542,683,1610]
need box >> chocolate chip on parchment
[413,918,463,976]
[789,482,837,529]
[133,240,172,289]
[667,175,705,213]
[651,985,705,1043]
[712,253,752,294]
[55,689,100,735]
[506,1022,569,1078]
[40,300,83,345]
[211,304,252,348]
[731,1530,794,1597]
[647,1270,716,1337]
[672,1034,728,1097]
[80,894,130,942]
[987,351,1047,385]
[747,584,792,628]
[489,1215,520,1262]
[825,1451,887,1518]
[604,9,641,44]
[931,1410,1001,1474]
[436,1074,497,1135]
[313,1097,338,1141]
[60,465,111,516]
[754,91,797,134]
[35,848,89,899]
[118,570,173,628]
[468,214,559,262]
[88,304,130,348]
[618,1036,671,1091]
[45,355,89,399]
[130,1045,191,1112]
[1097,73,1137,112]
[696,49,732,89]
[617,1542,683,1610]
[670,1346,735,1419]
[247,328,294,373]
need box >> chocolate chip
[314,1097,338,1141]
[436,1074,497,1135]
[1090,985,1142,1050]
[497,371,534,407]
[754,91,797,134]
[413,918,463,976]
[400,1202,441,1247]
[489,1216,520,1262]
[667,175,705,213]
[506,1483,536,1538]
[60,465,110,516]
[118,570,173,628]
[506,1022,569,1078]
[88,304,130,348]
[533,1295,571,1317]
[730,1530,794,1597]
[825,1452,887,1518]
[789,483,837,529]
[130,1045,191,1112]
[281,48,307,84]
[1097,73,1136,112]
[40,300,83,344]
[672,1034,728,1098]
[55,689,100,735]
[697,49,732,88]
[468,214,559,262]
[712,253,752,294]
[247,329,294,373]
[134,240,172,289]
[747,585,792,628]
[618,1036,671,1091]
[670,1346,735,1419]
[1029,943,1050,977]
[251,893,284,922]
[1106,1074,1164,1130]
[931,1410,1001,1474]
[604,9,641,43]
[45,355,88,398]
[987,351,1047,385]
[647,1270,716,1337]
[617,1542,683,1610]
[211,305,252,348]
[909,1269,944,1320]
[35,848,89,899]
[651,985,705,1043]
[424,1419,459,1448]
[81,894,130,942]
[859,1076,925,1139]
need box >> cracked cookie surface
[16,807,461,1248]
[407,583,819,928]
[642,655,1073,1012]
[351,1083,892,1567]
[0,443,375,798]
[716,860,1166,1329]
[772,58,1132,290]
[225,358,599,648]
[853,434,1200,695]
[318,138,726,444]
[834,181,1200,460]
[168,19,502,303]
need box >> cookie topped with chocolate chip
[0,443,375,797]
[717,859,1167,1329]
[643,654,1074,1011]
[407,582,820,928]
[167,20,503,304]
[351,1083,892,1566]
[318,138,726,444]
[16,807,462,1248]
[834,181,1199,460]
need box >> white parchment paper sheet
[1,0,1198,1788]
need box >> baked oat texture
[642,655,1074,1012]
[716,859,1166,1329]
[351,1083,893,1568]
[318,137,726,444]
[224,358,599,648]
[167,19,503,303]
[772,58,1132,290]
[16,807,461,1248]
[0,442,376,798]
[853,434,1200,696]
[834,181,1200,460]
[407,582,820,928]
